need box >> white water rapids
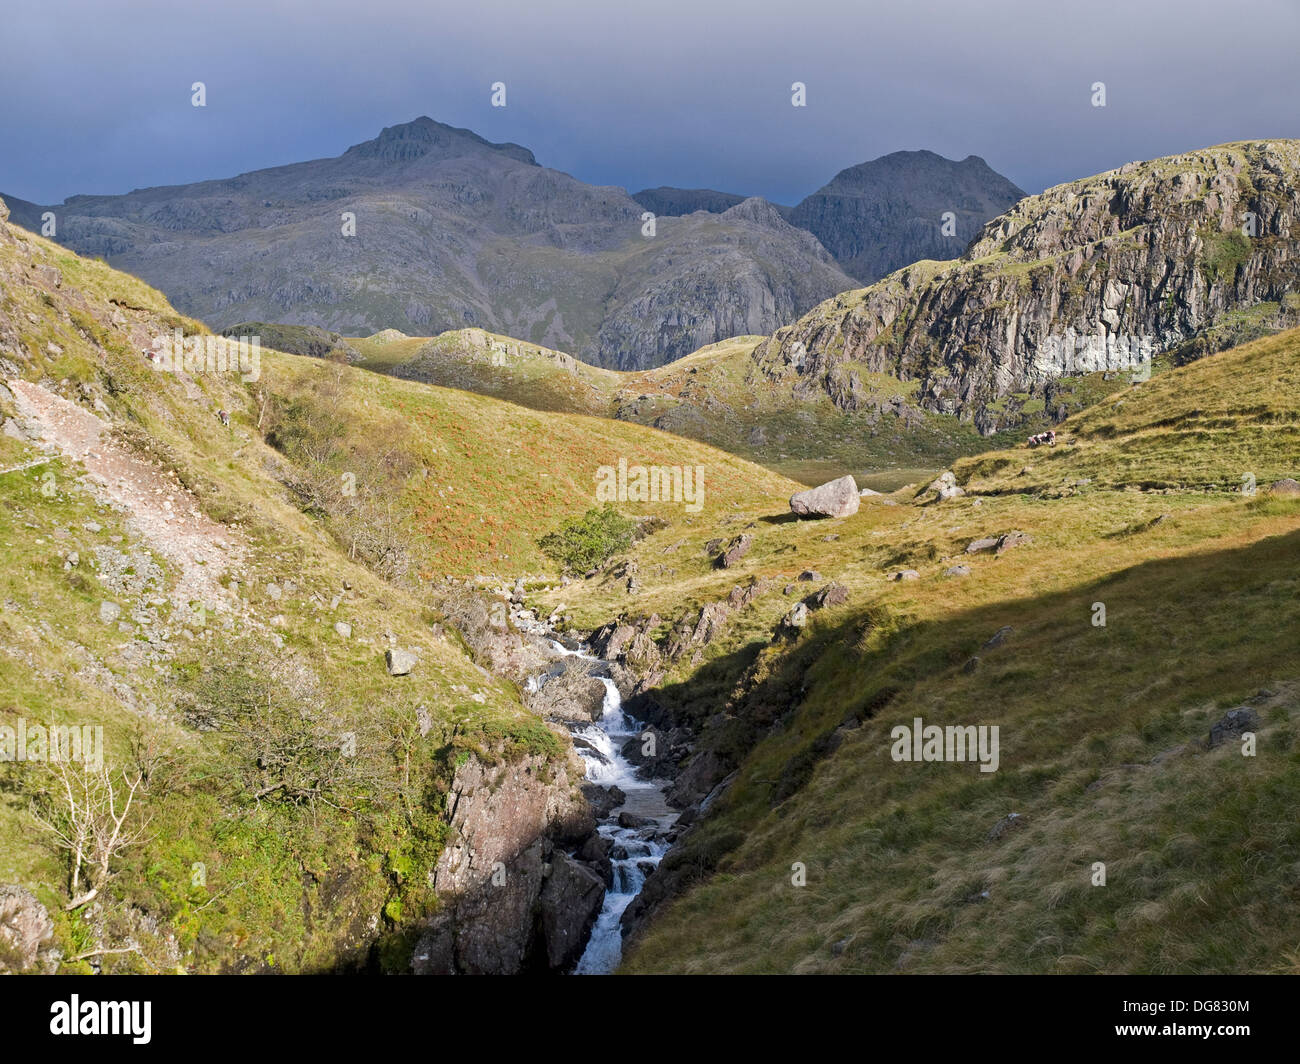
[534,640,678,975]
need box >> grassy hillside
[349,328,999,487]
[533,327,1300,973]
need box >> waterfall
[536,641,678,974]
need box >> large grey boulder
[790,475,860,518]
[528,663,606,723]
[1209,707,1259,748]
[781,601,809,630]
[1267,478,1300,496]
[966,531,1031,555]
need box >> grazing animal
[217,409,230,427]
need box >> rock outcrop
[411,751,602,974]
[755,141,1300,433]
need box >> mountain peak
[343,116,537,166]
[790,149,1026,282]
[720,196,788,227]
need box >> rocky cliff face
[412,751,603,974]
[788,150,1025,283]
[595,198,853,369]
[5,117,856,371]
[756,141,1300,434]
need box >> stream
[532,640,678,975]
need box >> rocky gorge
[407,555,859,973]
[408,584,694,974]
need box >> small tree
[538,504,636,573]
[33,761,149,910]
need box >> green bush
[537,504,636,573]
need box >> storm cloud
[2,0,1297,205]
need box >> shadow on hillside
[625,524,1300,924]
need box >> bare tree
[33,761,150,910]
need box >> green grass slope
[348,328,995,487]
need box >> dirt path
[7,378,244,611]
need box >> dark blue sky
[3,0,1298,206]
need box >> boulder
[726,578,769,609]
[995,531,1032,554]
[689,602,730,647]
[0,886,54,973]
[540,853,606,970]
[591,622,637,660]
[385,647,418,676]
[983,625,1014,649]
[99,601,120,624]
[529,665,606,723]
[581,783,626,821]
[781,601,809,630]
[798,569,821,581]
[806,582,849,609]
[617,811,656,830]
[717,533,754,568]
[790,475,860,519]
[927,471,965,500]
[967,531,1032,555]
[667,750,733,808]
[1209,707,1260,748]
[578,834,615,887]
[333,621,352,639]
[944,564,971,578]
[1267,478,1300,496]
[889,569,920,581]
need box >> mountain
[5,117,856,371]
[314,142,1300,488]
[631,187,754,216]
[788,149,1026,282]
[759,141,1300,434]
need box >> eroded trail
[6,378,243,611]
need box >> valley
[2,133,1300,979]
